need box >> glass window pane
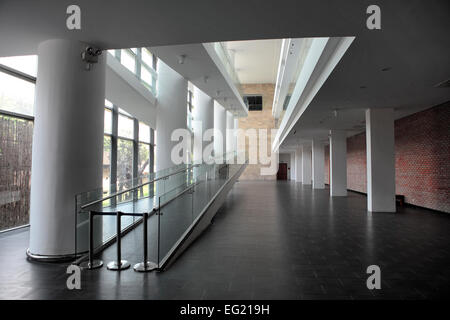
[104,108,112,134]
[138,143,150,197]
[0,114,33,231]
[103,135,111,196]
[118,114,134,139]
[142,49,153,67]
[117,138,133,193]
[0,71,35,116]
[139,122,150,143]
[121,49,136,73]
[141,67,153,86]
[0,55,37,77]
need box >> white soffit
[151,43,248,117]
[272,36,355,152]
[106,53,157,129]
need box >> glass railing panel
[157,182,193,264]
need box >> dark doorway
[277,163,288,180]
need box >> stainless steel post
[80,211,103,269]
[134,212,157,272]
[107,211,130,270]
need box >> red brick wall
[347,133,367,193]
[342,103,450,213]
[394,103,450,213]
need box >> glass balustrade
[75,151,247,269]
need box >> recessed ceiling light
[381,67,392,72]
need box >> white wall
[312,140,325,189]
[290,152,296,180]
[155,61,187,171]
[302,145,312,185]
[295,148,302,182]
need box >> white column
[295,148,302,182]
[192,86,214,164]
[366,108,396,212]
[29,39,106,258]
[290,152,296,180]
[155,61,187,171]
[214,101,227,161]
[233,118,239,154]
[226,111,234,160]
[329,130,347,196]
[302,145,312,185]
[312,139,325,189]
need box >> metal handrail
[80,164,199,210]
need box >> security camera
[81,46,102,70]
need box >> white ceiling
[150,43,248,117]
[223,39,282,84]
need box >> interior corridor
[1,181,449,300]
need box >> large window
[0,115,33,232]
[102,135,112,197]
[102,102,154,203]
[117,138,133,198]
[0,71,35,117]
[138,122,151,197]
[108,48,158,96]
[0,56,37,231]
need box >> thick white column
[366,108,396,212]
[312,139,325,189]
[226,111,234,159]
[192,86,214,164]
[214,101,227,161]
[302,145,312,185]
[156,61,187,171]
[29,39,106,257]
[329,130,347,196]
[290,152,296,180]
[295,148,302,182]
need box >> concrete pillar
[290,152,296,180]
[192,86,214,164]
[366,108,396,212]
[295,148,302,182]
[233,118,239,154]
[302,145,312,185]
[329,130,347,196]
[312,139,325,189]
[155,61,187,171]
[214,101,227,161]
[226,111,234,160]
[29,39,106,258]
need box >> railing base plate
[79,260,103,270]
[107,260,130,271]
[133,261,158,272]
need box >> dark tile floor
[1,181,450,300]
